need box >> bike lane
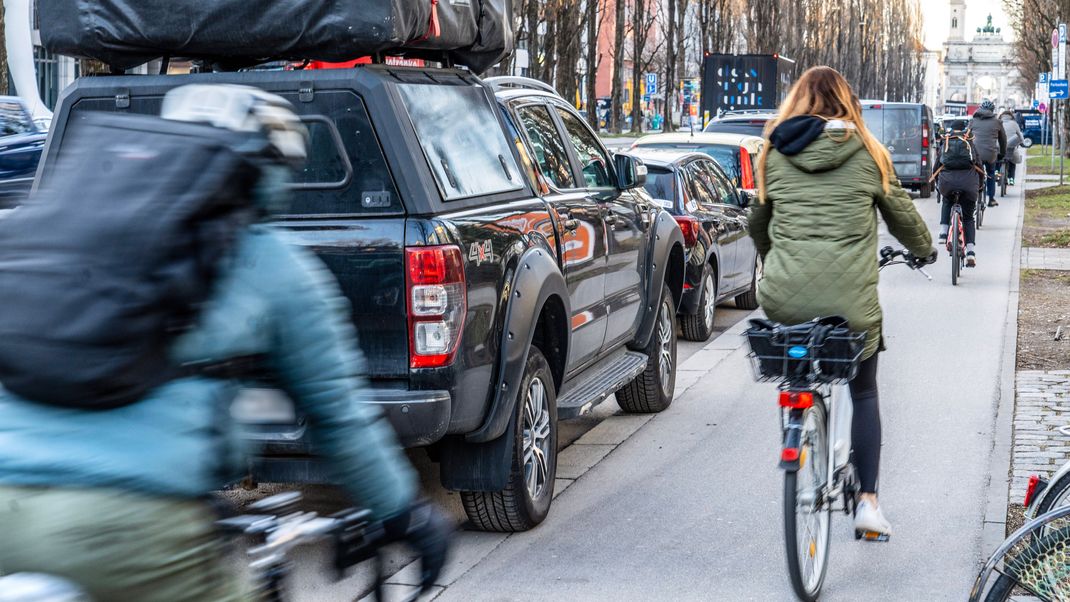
[394,185,1023,601]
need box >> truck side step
[557,351,648,419]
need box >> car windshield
[0,101,34,137]
[642,166,675,206]
[634,143,740,186]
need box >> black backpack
[940,130,976,171]
[0,112,267,409]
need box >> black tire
[461,347,558,532]
[976,196,985,229]
[919,183,932,199]
[680,264,716,342]
[1000,165,1008,197]
[616,284,677,413]
[951,213,961,286]
[784,403,831,602]
[1032,472,1070,537]
[982,574,1014,602]
[735,254,761,310]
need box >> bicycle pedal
[855,529,890,542]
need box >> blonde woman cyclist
[748,66,936,540]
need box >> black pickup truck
[39,66,685,531]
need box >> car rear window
[634,142,741,186]
[61,90,403,216]
[398,83,523,201]
[703,120,769,137]
[642,166,676,206]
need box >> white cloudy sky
[923,0,1012,48]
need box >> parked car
[1015,109,1050,146]
[861,101,935,198]
[703,110,777,137]
[41,69,685,533]
[627,147,760,342]
[0,96,46,207]
[629,131,763,193]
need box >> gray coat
[970,109,1007,164]
[1001,114,1023,152]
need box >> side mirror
[738,189,755,209]
[614,153,647,190]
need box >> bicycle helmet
[160,84,309,167]
[980,99,996,112]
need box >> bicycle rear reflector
[779,391,814,409]
[1024,474,1045,508]
[781,447,800,462]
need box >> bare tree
[609,0,627,133]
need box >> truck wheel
[680,265,716,342]
[735,254,761,310]
[617,284,677,413]
[461,347,558,532]
[919,183,933,199]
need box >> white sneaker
[854,500,891,542]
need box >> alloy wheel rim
[522,377,552,500]
[657,300,674,394]
[702,273,716,329]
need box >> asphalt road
[405,185,1023,601]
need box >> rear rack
[482,76,558,96]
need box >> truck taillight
[674,215,700,247]
[406,245,466,369]
[740,147,756,190]
[922,125,930,148]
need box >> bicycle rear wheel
[951,212,962,285]
[983,525,1070,601]
[784,402,831,602]
[1000,165,1008,197]
[976,195,985,229]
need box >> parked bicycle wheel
[984,524,1070,601]
[784,401,831,602]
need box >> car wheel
[919,183,932,199]
[616,284,677,413]
[680,265,716,342]
[735,254,761,310]
[461,347,558,532]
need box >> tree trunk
[0,4,7,95]
[662,0,676,133]
[585,0,601,128]
[630,0,647,134]
[609,0,626,133]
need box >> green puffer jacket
[748,127,933,360]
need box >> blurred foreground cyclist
[0,85,449,600]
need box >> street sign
[1050,79,1069,99]
[1040,102,1048,113]
[645,73,657,94]
[1035,99,1041,108]
[1060,24,1068,80]
[1041,72,1051,83]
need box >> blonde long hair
[757,66,893,202]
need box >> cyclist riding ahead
[970,99,1008,208]
[934,118,984,267]
[1000,109,1024,186]
[749,66,936,542]
[0,86,450,600]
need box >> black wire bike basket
[745,317,866,384]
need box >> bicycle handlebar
[878,246,933,281]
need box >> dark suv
[39,67,685,532]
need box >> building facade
[941,0,1026,110]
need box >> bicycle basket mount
[744,317,866,384]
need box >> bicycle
[975,175,987,230]
[946,191,967,285]
[0,492,423,602]
[744,248,931,602]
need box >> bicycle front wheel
[784,402,831,602]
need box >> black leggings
[849,354,881,494]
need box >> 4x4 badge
[469,240,493,265]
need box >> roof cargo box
[39,0,512,74]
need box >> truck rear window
[62,90,402,216]
[397,83,523,201]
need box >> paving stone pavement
[1011,370,1070,501]
[1021,247,1070,271]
